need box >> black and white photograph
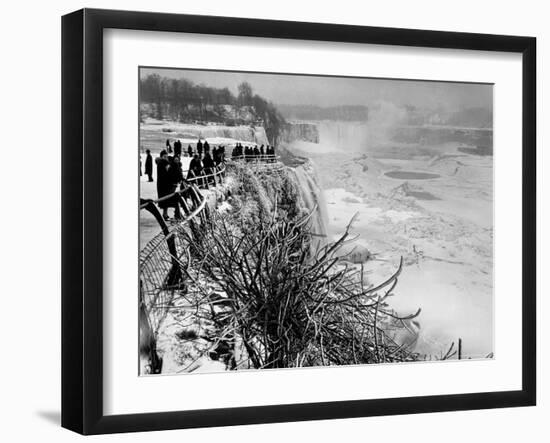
[0,0,545,439]
[138,67,494,375]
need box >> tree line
[140,74,286,144]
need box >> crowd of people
[185,139,226,181]
[162,138,226,165]
[142,138,226,220]
[231,143,276,161]
[141,138,277,220]
[154,149,185,220]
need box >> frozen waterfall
[317,121,369,152]
[288,161,329,243]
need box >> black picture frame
[61,8,536,435]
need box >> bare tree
[237,81,253,108]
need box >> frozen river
[300,140,494,361]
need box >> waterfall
[198,126,268,144]
[302,102,407,153]
[318,121,369,152]
[288,161,329,243]
[174,124,269,145]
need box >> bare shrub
[179,207,421,370]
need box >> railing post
[188,185,202,208]
[177,190,191,215]
[140,198,170,236]
[139,282,163,374]
[140,198,183,287]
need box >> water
[317,121,369,151]
[385,171,441,180]
[289,161,329,242]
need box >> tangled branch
[178,207,421,370]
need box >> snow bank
[141,118,269,146]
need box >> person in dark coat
[157,153,185,220]
[196,139,203,157]
[187,144,193,157]
[145,149,153,182]
[253,146,260,157]
[170,155,184,184]
[173,139,182,157]
[216,145,225,165]
[166,139,173,154]
[260,144,265,158]
[203,152,215,170]
[202,152,216,186]
[167,155,184,219]
[212,146,219,165]
[187,154,203,181]
[155,150,172,219]
[203,140,210,155]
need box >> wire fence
[139,184,207,335]
[139,156,282,345]
[230,154,285,172]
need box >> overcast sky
[141,67,492,111]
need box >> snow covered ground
[139,154,235,249]
[311,141,494,360]
[140,118,268,153]
[139,155,191,249]
[139,118,494,369]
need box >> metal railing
[184,163,226,190]
[138,155,284,373]
[230,154,279,162]
[230,154,284,172]
[139,163,226,334]
[139,184,207,336]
